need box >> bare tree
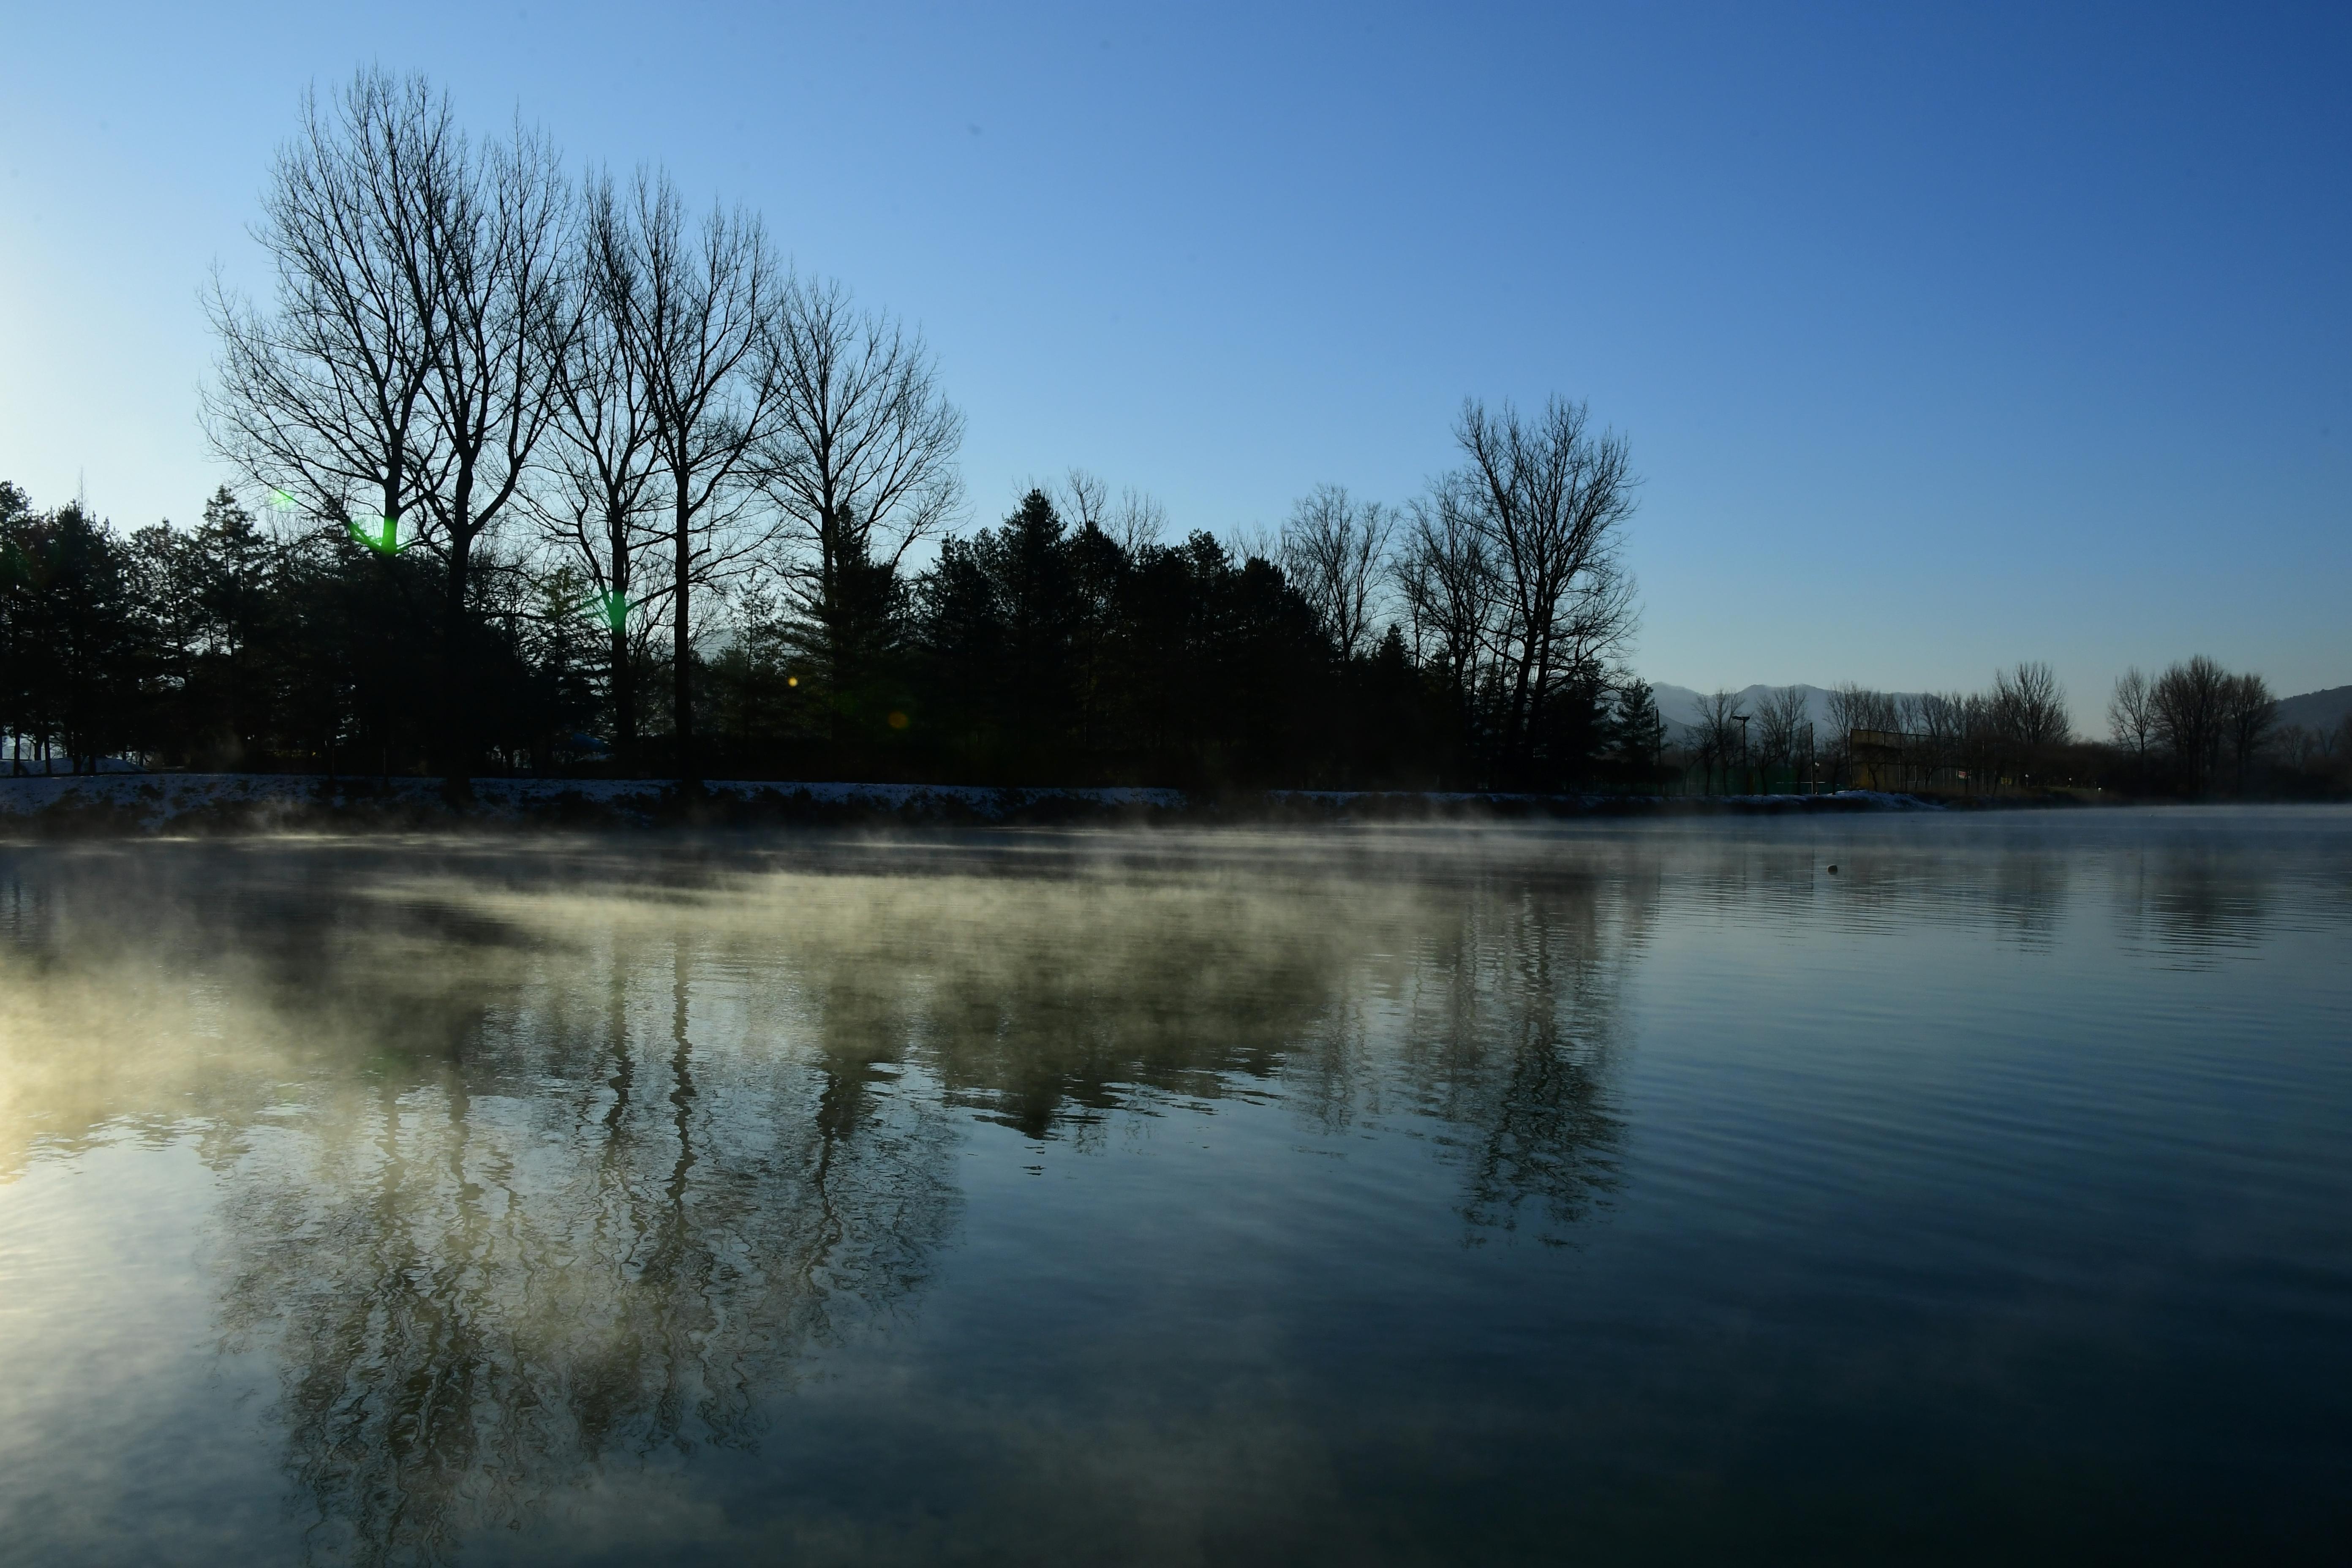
[1915,691,1966,789]
[1960,689,2007,794]
[2107,668,2155,766]
[2223,671,2277,790]
[1059,471,1171,558]
[1225,520,1279,565]
[1109,487,1168,556]
[405,112,573,785]
[537,177,670,772]
[206,70,577,787]
[2271,724,2322,771]
[1792,712,1818,792]
[596,169,785,784]
[1451,397,1639,773]
[1825,682,1874,788]
[1692,689,1747,794]
[1057,468,1108,535]
[1821,684,1917,788]
[1394,480,1496,731]
[204,70,450,591]
[1993,662,2069,783]
[2152,655,2230,794]
[758,275,963,720]
[1280,483,1396,662]
[1756,686,1810,786]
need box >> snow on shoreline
[0,772,1950,833]
[0,773,1187,826]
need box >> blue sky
[3,1,2346,707]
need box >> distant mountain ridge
[1647,683,1926,737]
[1645,681,2350,741]
[2274,685,2352,733]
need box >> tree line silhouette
[1667,658,2345,800]
[0,69,1655,791]
[0,438,1657,790]
[11,463,2337,798]
[1674,666,2075,797]
[8,68,2337,801]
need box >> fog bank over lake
[2,812,2347,1563]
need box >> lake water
[1,811,2347,1565]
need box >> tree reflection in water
[2110,838,2275,968]
[1417,874,1653,1238]
[204,924,962,1564]
[0,833,1653,1561]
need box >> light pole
[1734,713,1750,795]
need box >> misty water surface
[1,811,2348,1565]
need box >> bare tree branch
[596,168,785,784]
[755,275,964,713]
[203,69,453,547]
[1280,483,1396,661]
[533,176,672,771]
[1451,397,1640,773]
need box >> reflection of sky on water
[2,810,2348,1565]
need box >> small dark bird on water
[1827,865,1839,874]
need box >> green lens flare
[593,591,629,629]
[269,488,296,511]
[348,517,400,555]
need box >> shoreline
[0,771,2093,836]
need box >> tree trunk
[612,620,637,776]
[815,504,850,749]
[443,530,474,796]
[673,481,695,787]
[610,526,637,776]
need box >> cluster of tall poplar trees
[200,69,969,788]
[2106,658,2294,796]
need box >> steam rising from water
[1,830,1648,1560]
[3,814,2345,1565]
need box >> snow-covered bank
[0,773,1188,832]
[0,773,1974,835]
